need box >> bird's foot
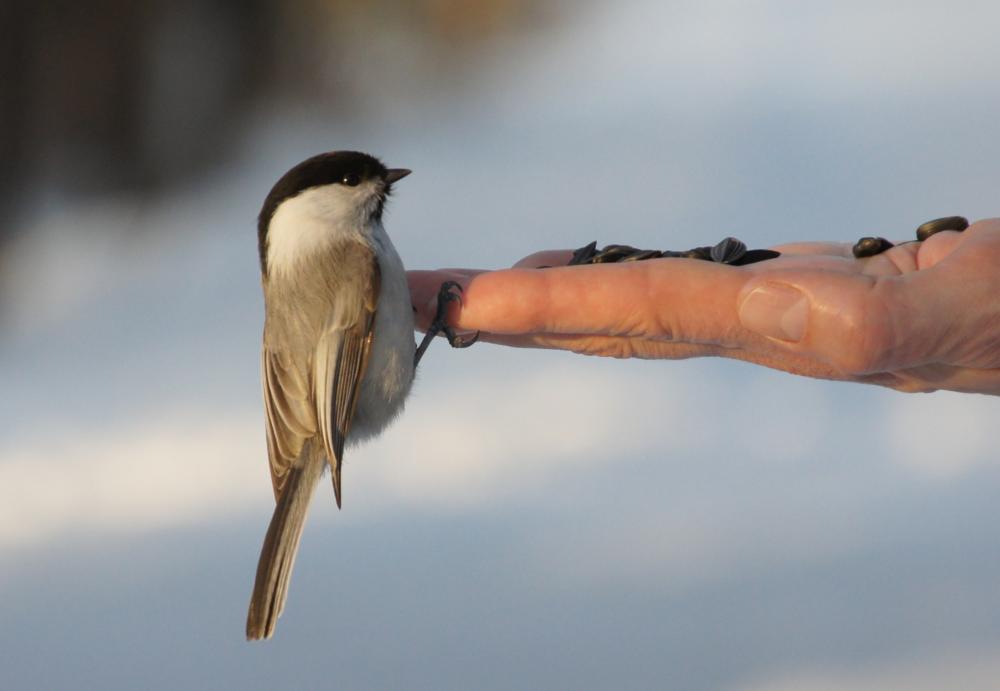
[414,281,480,367]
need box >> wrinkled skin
[409,219,1000,395]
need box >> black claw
[852,236,894,258]
[436,280,464,302]
[434,282,478,350]
[414,281,476,367]
[443,325,480,348]
[916,216,969,241]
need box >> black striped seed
[710,237,748,264]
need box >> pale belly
[349,232,415,443]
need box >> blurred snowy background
[2,1,1000,689]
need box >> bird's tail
[246,443,324,640]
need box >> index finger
[451,258,758,345]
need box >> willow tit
[246,151,474,640]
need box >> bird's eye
[341,173,361,187]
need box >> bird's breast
[349,226,415,443]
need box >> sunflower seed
[852,236,894,258]
[916,216,969,241]
[710,237,748,264]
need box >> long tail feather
[246,444,324,640]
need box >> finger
[914,230,964,268]
[477,332,731,358]
[482,329,1000,394]
[909,219,1000,368]
[478,331,856,380]
[407,269,486,330]
[737,265,924,375]
[412,248,876,341]
[408,251,577,327]
[453,259,756,343]
[868,220,1000,369]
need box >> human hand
[408,219,1000,394]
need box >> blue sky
[3,1,1000,688]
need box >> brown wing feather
[261,247,380,505]
[262,349,315,500]
[317,260,380,507]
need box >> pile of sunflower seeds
[565,216,969,266]
[852,216,968,257]
[568,236,780,266]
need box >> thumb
[737,269,947,375]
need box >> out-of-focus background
[2,1,1000,688]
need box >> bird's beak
[385,168,411,184]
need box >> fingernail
[739,283,808,342]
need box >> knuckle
[833,330,890,374]
[824,290,896,375]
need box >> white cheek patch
[266,182,379,277]
[266,195,335,276]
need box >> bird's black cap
[257,151,405,274]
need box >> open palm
[409,219,1000,395]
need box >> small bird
[246,151,474,640]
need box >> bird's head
[257,151,410,277]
